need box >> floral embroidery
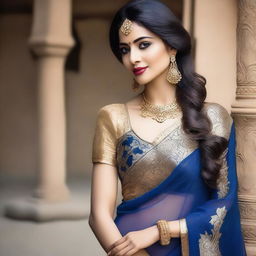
[116,132,152,172]
[217,148,230,199]
[199,206,227,256]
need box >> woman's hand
[107,225,159,256]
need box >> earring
[167,55,182,85]
[132,78,140,91]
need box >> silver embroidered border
[199,206,227,256]
[217,148,230,199]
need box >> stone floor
[0,175,106,256]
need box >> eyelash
[120,42,151,55]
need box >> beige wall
[0,14,38,177]
[194,0,237,112]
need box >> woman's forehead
[119,22,156,45]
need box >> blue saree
[92,102,246,256]
[114,120,246,255]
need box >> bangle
[156,219,171,246]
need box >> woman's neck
[143,79,176,105]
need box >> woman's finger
[108,236,127,252]
[123,247,139,256]
[108,240,129,256]
[117,244,134,256]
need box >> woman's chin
[135,78,151,86]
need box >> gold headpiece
[120,18,133,36]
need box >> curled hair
[109,0,228,189]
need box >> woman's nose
[129,47,141,64]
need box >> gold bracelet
[156,220,171,246]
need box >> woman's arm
[168,220,180,237]
[88,163,123,252]
[107,219,182,256]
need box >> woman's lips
[133,67,148,76]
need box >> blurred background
[1,0,254,255]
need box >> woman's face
[118,22,176,85]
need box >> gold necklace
[140,92,181,123]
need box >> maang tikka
[120,18,133,36]
[167,55,182,85]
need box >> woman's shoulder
[96,103,130,138]
[97,95,140,121]
[202,101,233,139]
[203,101,229,114]
[97,103,128,123]
[98,103,126,115]
[203,101,232,122]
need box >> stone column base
[4,197,88,222]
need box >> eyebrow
[119,36,154,46]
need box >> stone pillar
[30,0,73,202]
[182,0,194,33]
[4,0,87,221]
[231,0,256,254]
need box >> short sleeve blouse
[92,104,129,166]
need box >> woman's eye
[120,47,129,55]
[139,42,151,49]
[119,42,151,55]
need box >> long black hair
[109,0,228,189]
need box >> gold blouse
[92,102,233,201]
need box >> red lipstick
[133,66,148,76]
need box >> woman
[88,0,246,255]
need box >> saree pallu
[114,122,246,255]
